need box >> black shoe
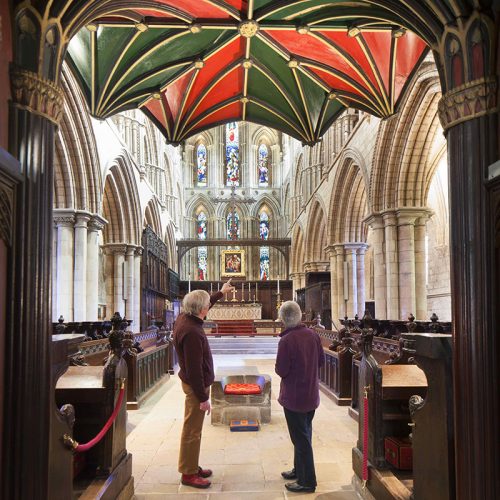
[281,469,297,480]
[285,481,316,493]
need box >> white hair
[182,290,210,315]
[279,301,302,328]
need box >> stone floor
[128,354,359,499]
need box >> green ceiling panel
[295,69,328,128]
[68,29,91,91]
[246,102,304,141]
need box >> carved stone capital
[135,246,144,256]
[10,67,64,126]
[438,77,498,131]
[88,214,107,232]
[103,243,128,255]
[53,210,76,227]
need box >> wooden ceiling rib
[65,0,429,144]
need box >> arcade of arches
[0,1,499,499]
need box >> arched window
[258,143,269,186]
[226,211,240,240]
[196,211,207,240]
[226,122,239,186]
[196,211,208,280]
[260,247,270,280]
[259,209,270,279]
[196,143,207,186]
[259,211,269,240]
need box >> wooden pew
[55,327,133,499]
[352,327,454,500]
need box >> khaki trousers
[178,381,209,475]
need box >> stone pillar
[125,246,135,322]
[134,247,142,330]
[53,210,75,321]
[86,215,106,321]
[415,214,430,320]
[365,214,386,319]
[105,244,127,316]
[383,211,399,319]
[73,212,91,321]
[326,246,340,326]
[356,245,368,317]
[335,245,345,319]
[344,244,358,317]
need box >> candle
[217,282,220,291]
[210,283,213,293]
[188,273,191,293]
[242,282,244,300]
[256,283,258,301]
[277,275,280,294]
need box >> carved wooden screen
[141,225,169,330]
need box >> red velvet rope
[75,383,125,453]
[362,386,369,485]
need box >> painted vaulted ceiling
[66,0,428,145]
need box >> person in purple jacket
[173,280,234,489]
[275,301,324,493]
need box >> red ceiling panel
[361,31,393,95]
[184,37,245,111]
[265,29,370,91]
[164,68,195,122]
[393,32,427,102]
[186,101,242,137]
[188,66,243,123]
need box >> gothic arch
[144,198,163,237]
[102,152,142,245]
[251,194,281,219]
[305,198,328,263]
[185,194,216,220]
[369,59,443,212]
[328,157,369,244]
[164,222,177,271]
[53,64,102,212]
[291,223,306,275]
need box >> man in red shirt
[173,280,234,488]
[275,301,324,493]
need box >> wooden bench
[54,329,133,499]
[352,329,454,500]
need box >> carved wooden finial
[406,313,417,333]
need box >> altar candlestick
[188,273,191,293]
[277,275,280,294]
[217,281,220,291]
[248,282,251,301]
[241,282,244,301]
[256,283,258,301]
[210,283,213,294]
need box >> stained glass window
[196,144,207,186]
[196,211,207,240]
[260,247,270,281]
[258,144,269,186]
[197,211,207,280]
[226,122,239,186]
[226,211,240,240]
[259,211,269,240]
[197,247,207,281]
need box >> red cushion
[224,383,262,395]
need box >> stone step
[208,337,279,355]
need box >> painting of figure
[221,249,245,278]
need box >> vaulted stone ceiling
[66,0,431,144]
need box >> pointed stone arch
[144,198,163,237]
[305,197,328,264]
[291,223,306,275]
[328,157,369,245]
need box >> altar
[207,302,262,320]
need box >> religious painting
[221,249,245,278]
[226,122,239,186]
[260,247,270,280]
[258,143,269,186]
[196,144,207,186]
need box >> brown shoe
[181,473,211,489]
[198,466,213,478]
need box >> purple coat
[275,325,324,413]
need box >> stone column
[365,214,386,319]
[105,244,127,316]
[125,245,135,322]
[326,246,340,326]
[73,212,91,321]
[86,215,106,321]
[383,211,399,319]
[53,210,75,321]
[414,214,429,320]
[356,245,368,317]
[335,245,346,319]
[134,247,142,331]
[344,244,358,317]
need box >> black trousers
[284,407,317,487]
